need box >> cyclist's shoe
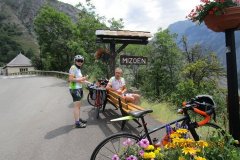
[79,118,87,124]
[75,122,86,128]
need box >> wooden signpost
[96,30,151,77]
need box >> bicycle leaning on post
[90,95,226,160]
[87,79,108,118]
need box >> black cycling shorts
[69,88,83,102]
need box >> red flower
[187,0,238,23]
[213,7,219,11]
[208,10,214,14]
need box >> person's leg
[77,89,87,123]
[73,101,81,122]
[125,94,135,103]
[73,101,86,128]
[132,94,141,105]
[70,89,86,128]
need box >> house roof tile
[6,53,32,67]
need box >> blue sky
[59,0,200,34]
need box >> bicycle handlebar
[182,100,216,126]
[193,107,211,126]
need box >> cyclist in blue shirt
[69,55,88,128]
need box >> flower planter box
[204,7,240,32]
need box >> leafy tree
[181,36,225,87]
[125,45,151,57]
[73,1,108,78]
[24,48,34,59]
[0,34,22,66]
[171,36,226,109]
[34,5,75,71]
[120,45,152,87]
[0,12,24,66]
[31,54,42,70]
[108,18,124,30]
[138,29,182,101]
[75,0,126,79]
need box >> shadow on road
[85,107,140,137]
[66,95,141,139]
[44,125,74,139]
[68,97,91,109]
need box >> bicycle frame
[137,108,200,144]
[94,90,103,107]
[90,101,225,160]
[87,84,106,118]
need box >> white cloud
[58,0,200,34]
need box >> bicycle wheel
[194,123,225,141]
[87,93,96,107]
[91,133,140,160]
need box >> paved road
[0,76,161,160]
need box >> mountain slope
[168,20,240,68]
[0,2,39,53]
[0,0,80,66]
[2,0,80,34]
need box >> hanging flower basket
[204,7,240,32]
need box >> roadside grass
[140,99,227,130]
[140,99,182,123]
[82,82,182,124]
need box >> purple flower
[139,150,144,156]
[123,138,134,146]
[139,138,149,148]
[126,155,138,160]
[112,154,120,160]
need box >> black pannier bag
[87,84,97,100]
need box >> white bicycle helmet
[74,55,84,61]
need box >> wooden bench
[103,90,145,129]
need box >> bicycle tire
[87,93,95,107]
[87,92,105,107]
[180,122,225,141]
[194,123,225,141]
[90,133,140,160]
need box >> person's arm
[106,80,123,96]
[69,74,87,83]
[120,85,127,95]
[68,66,88,83]
[106,77,114,91]
[106,82,114,91]
[120,77,127,94]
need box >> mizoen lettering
[120,55,148,65]
[122,58,146,64]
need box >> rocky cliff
[1,0,79,34]
[0,0,80,61]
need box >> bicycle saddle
[129,109,153,118]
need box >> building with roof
[2,53,35,75]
